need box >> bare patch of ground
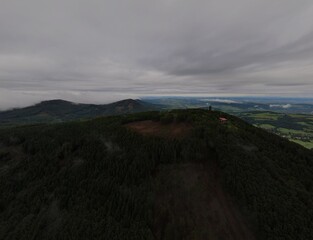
[153,162,256,240]
[125,120,192,139]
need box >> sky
[1,0,313,110]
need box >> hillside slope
[0,99,158,126]
[0,109,312,239]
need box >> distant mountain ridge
[0,99,159,126]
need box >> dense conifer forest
[0,109,312,239]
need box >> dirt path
[153,163,256,240]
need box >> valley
[238,112,313,149]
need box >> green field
[291,140,313,149]
[257,124,276,130]
[252,112,280,120]
[239,111,313,149]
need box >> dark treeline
[0,109,312,239]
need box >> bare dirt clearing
[125,120,192,138]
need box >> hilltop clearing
[125,120,192,139]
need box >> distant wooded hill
[0,99,160,126]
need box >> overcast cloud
[1,0,313,109]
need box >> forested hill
[0,99,159,126]
[0,109,312,240]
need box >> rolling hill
[0,109,312,239]
[0,99,159,126]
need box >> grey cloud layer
[1,0,313,109]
